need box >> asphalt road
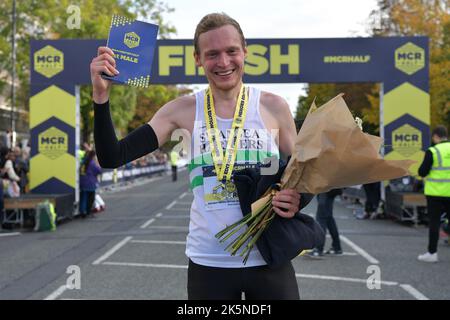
[0,168,449,300]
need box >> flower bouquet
[216,93,415,265]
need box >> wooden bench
[3,197,55,228]
[385,191,427,226]
[2,194,75,228]
[4,197,57,210]
[401,192,427,207]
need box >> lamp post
[10,0,16,148]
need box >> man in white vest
[91,13,310,299]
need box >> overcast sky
[158,0,379,115]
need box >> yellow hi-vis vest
[170,151,178,166]
[425,142,450,197]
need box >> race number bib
[202,166,240,211]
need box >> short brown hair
[194,13,246,54]
[432,125,448,139]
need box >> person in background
[170,149,179,182]
[307,188,343,258]
[79,150,102,218]
[78,142,93,203]
[360,181,381,220]
[3,150,21,197]
[78,142,92,163]
[417,125,450,263]
[13,146,29,194]
[0,146,8,228]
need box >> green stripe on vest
[189,150,277,173]
[190,176,204,189]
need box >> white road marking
[92,236,132,265]
[158,215,190,219]
[142,226,189,230]
[340,235,379,264]
[0,232,21,237]
[140,218,155,229]
[99,261,426,299]
[103,262,188,269]
[88,189,427,300]
[44,285,67,300]
[399,284,429,300]
[176,201,193,205]
[322,236,357,256]
[295,273,398,286]
[165,207,189,211]
[165,200,177,210]
[178,192,187,199]
[130,240,186,245]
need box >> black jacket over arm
[233,158,324,268]
[418,149,433,178]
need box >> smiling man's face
[195,25,247,93]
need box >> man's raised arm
[91,46,161,168]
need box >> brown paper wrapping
[280,93,415,194]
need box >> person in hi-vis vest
[170,150,179,182]
[418,125,450,263]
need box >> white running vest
[186,87,280,268]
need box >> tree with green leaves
[367,0,449,129]
[295,83,380,134]
[0,0,179,143]
[296,0,449,134]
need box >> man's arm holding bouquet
[260,92,313,218]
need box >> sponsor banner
[383,82,431,174]
[31,37,428,90]
[29,36,429,192]
[29,85,76,193]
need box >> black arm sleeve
[93,101,159,169]
[418,149,433,177]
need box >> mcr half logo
[124,32,140,49]
[392,124,422,157]
[38,127,68,160]
[395,42,425,75]
[34,45,64,78]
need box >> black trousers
[426,196,450,254]
[363,182,381,213]
[80,190,96,215]
[171,165,177,181]
[187,259,300,300]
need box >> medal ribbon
[204,85,249,182]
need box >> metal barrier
[98,163,168,187]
